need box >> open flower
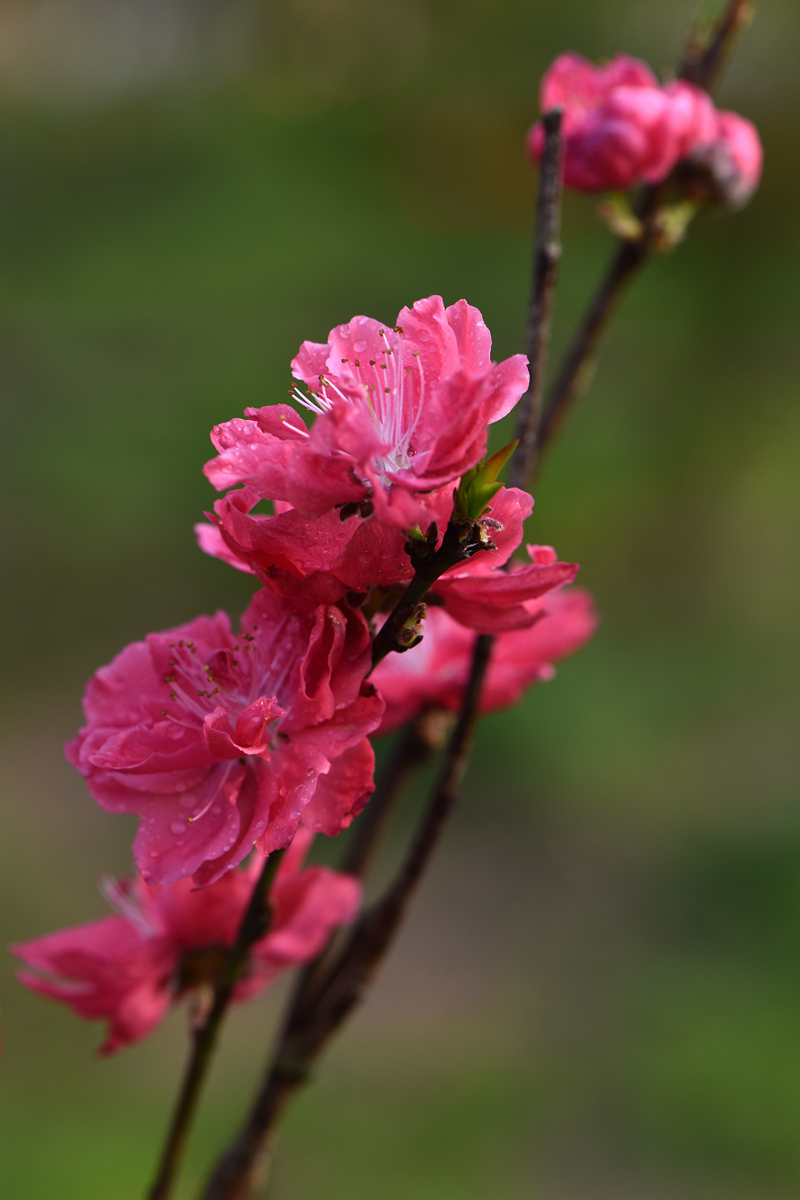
[527,52,717,192]
[66,590,383,887]
[12,830,359,1055]
[373,586,597,734]
[204,295,528,531]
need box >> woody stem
[511,107,564,491]
[146,849,284,1200]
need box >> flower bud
[527,53,740,196]
[676,109,763,207]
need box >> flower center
[160,616,296,739]
[290,326,426,485]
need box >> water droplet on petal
[353,339,368,353]
[149,851,160,860]
[170,821,185,835]
[211,805,221,815]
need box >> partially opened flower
[527,52,717,192]
[372,586,597,734]
[66,590,383,887]
[204,295,528,531]
[197,488,578,635]
[12,830,359,1055]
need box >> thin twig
[341,710,450,879]
[511,107,564,490]
[198,636,493,1200]
[285,711,449,1024]
[370,517,497,668]
[679,0,752,90]
[537,0,752,470]
[146,850,284,1200]
[537,232,647,463]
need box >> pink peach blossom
[12,831,359,1054]
[681,109,763,206]
[196,488,578,634]
[204,295,528,531]
[373,587,596,734]
[66,591,383,887]
[527,53,717,192]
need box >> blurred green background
[1,0,799,1196]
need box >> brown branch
[197,635,493,1200]
[146,850,284,1200]
[284,710,450,1024]
[537,0,753,469]
[537,231,649,461]
[679,0,752,90]
[510,107,564,490]
[341,709,451,879]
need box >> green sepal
[597,193,643,241]
[651,201,698,254]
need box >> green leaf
[453,440,518,521]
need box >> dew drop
[170,821,185,835]
[211,805,221,815]
[149,851,160,860]
[353,339,368,353]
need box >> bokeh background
[1,0,799,1196]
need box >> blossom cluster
[14,292,595,1051]
[528,53,762,203]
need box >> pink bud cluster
[528,53,762,202]
[15,294,596,1050]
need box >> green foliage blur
[0,0,799,1196]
